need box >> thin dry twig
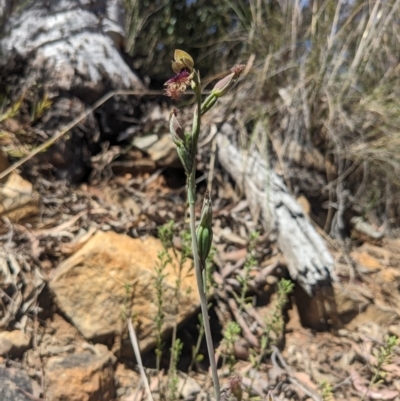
[271,346,322,401]
[127,318,155,401]
[0,89,161,182]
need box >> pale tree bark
[0,0,144,181]
[217,126,340,329]
[0,0,142,95]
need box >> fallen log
[216,126,340,329]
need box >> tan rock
[333,281,370,321]
[0,330,31,357]
[334,282,397,329]
[0,171,39,222]
[346,304,396,330]
[133,133,179,167]
[350,250,382,271]
[45,346,116,401]
[50,232,199,353]
[114,363,140,399]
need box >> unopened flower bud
[169,109,185,144]
[211,64,246,98]
[212,72,235,97]
[196,190,213,265]
[176,142,193,175]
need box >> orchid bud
[211,64,246,98]
[176,142,193,175]
[169,109,185,144]
[196,190,213,265]
[212,72,235,98]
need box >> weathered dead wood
[216,129,334,296]
[0,0,141,95]
[217,129,342,330]
[0,0,144,181]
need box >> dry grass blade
[226,0,400,227]
[128,318,155,401]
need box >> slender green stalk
[191,72,202,152]
[188,313,205,373]
[188,73,220,401]
[165,50,245,401]
[188,195,220,401]
[360,335,398,401]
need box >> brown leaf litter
[0,136,400,400]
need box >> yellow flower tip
[172,49,194,73]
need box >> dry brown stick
[271,346,322,401]
[244,304,266,330]
[0,89,161,181]
[227,297,259,348]
[220,258,246,279]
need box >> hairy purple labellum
[164,69,191,99]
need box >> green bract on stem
[165,49,245,401]
[196,190,213,267]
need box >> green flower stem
[201,93,217,115]
[187,73,220,401]
[190,72,202,155]
[188,176,220,401]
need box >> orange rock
[45,346,115,401]
[50,232,199,354]
[0,172,39,222]
[379,267,400,282]
[350,250,381,270]
[0,330,31,357]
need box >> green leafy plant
[319,379,334,401]
[30,92,52,122]
[222,321,241,375]
[158,221,191,374]
[154,250,168,373]
[155,221,199,400]
[249,279,294,369]
[360,335,398,401]
[236,231,259,313]
[147,220,195,400]
[165,49,245,401]
[167,338,183,401]
[0,94,23,123]
[120,283,132,321]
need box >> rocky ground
[1,1,399,400]
[1,118,400,401]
